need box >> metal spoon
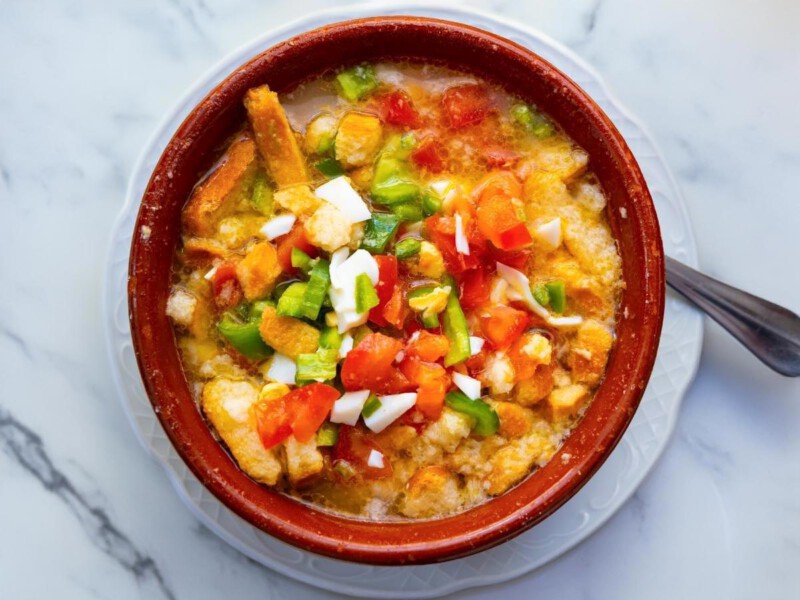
[666,256,800,376]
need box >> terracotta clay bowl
[128,16,665,565]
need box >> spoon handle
[665,256,800,376]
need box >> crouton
[198,354,246,380]
[273,184,320,217]
[244,85,308,187]
[573,181,606,214]
[201,378,282,485]
[217,215,266,249]
[421,408,472,453]
[567,320,613,385]
[335,112,383,168]
[562,209,622,287]
[258,305,320,359]
[486,443,537,495]
[518,333,552,367]
[569,287,614,321]
[400,466,461,519]
[494,401,535,439]
[284,436,324,487]
[533,141,588,182]
[513,362,555,406]
[481,353,515,395]
[408,241,445,279]
[523,170,571,216]
[182,134,259,237]
[305,203,354,252]
[546,384,589,421]
[235,241,282,301]
[349,165,374,190]
[373,424,417,453]
[166,288,211,339]
[304,113,338,155]
[182,237,227,266]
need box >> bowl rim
[128,15,665,565]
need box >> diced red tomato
[458,267,492,311]
[288,383,340,443]
[464,347,488,377]
[254,394,292,450]
[476,187,532,251]
[496,222,533,250]
[490,245,531,270]
[405,331,450,362]
[254,383,340,449]
[410,138,447,173]
[333,426,393,480]
[378,90,420,128]
[483,146,521,168]
[368,255,398,327]
[399,358,450,420]
[341,333,413,394]
[425,215,480,274]
[479,305,529,349]
[442,84,491,128]
[474,170,523,203]
[382,284,407,329]
[276,224,317,274]
[211,262,243,309]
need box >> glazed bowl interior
[129,16,665,565]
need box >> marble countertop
[2,1,799,598]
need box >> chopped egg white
[367,449,385,468]
[338,333,354,359]
[363,393,418,433]
[203,265,218,280]
[260,213,296,240]
[328,249,380,333]
[330,390,370,426]
[469,336,485,356]
[314,176,371,223]
[534,218,562,250]
[266,353,296,385]
[454,212,470,255]
[452,372,482,400]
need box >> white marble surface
[1,1,798,599]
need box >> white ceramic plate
[103,3,703,598]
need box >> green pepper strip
[216,308,273,360]
[319,325,342,351]
[407,285,440,329]
[394,237,421,260]
[391,200,424,223]
[545,280,566,314]
[296,348,339,382]
[361,394,381,418]
[315,158,344,178]
[301,259,331,320]
[250,170,273,215]
[291,247,313,273]
[355,273,379,314]
[360,213,401,254]
[444,391,499,437]
[510,103,554,139]
[276,282,308,318]
[442,278,471,366]
[422,190,442,216]
[316,422,339,446]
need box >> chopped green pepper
[316,422,339,446]
[510,103,554,138]
[444,391,499,437]
[296,348,339,382]
[291,247,313,273]
[360,213,401,254]
[407,285,440,329]
[250,170,273,215]
[394,237,421,260]
[422,190,443,216]
[371,148,420,205]
[533,284,550,307]
[216,312,273,360]
[442,278,471,366]
[336,64,378,101]
[315,158,344,178]
[301,259,331,320]
[276,282,308,318]
[545,280,567,313]
[355,273,379,314]
[319,325,342,351]
[333,459,356,480]
[361,394,381,418]
[391,200,424,223]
